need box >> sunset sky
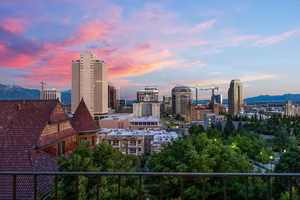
[1,0,300,99]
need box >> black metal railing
[0,172,300,200]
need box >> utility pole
[40,81,46,91]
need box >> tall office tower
[40,89,61,101]
[228,79,244,115]
[137,87,159,102]
[172,86,193,119]
[108,85,117,111]
[162,96,172,114]
[134,87,160,118]
[72,52,108,117]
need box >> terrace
[0,171,298,200]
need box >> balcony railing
[0,172,299,200]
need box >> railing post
[268,176,272,200]
[223,176,227,200]
[76,175,79,200]
[12,175,16,200]
[245,176,249,200]
[160,176,163,200]
[34,175,37,200]
[118,175,121,200]
[202,179,206,200]
[138,175,143,200]
[55,175,58,200]
[289,176,293,200]
[180,176,184,200]
[96,175,100,200]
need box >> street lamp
[270,155,274,172]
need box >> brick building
[72,99,99,146]
[0,99,97,199]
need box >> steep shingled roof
[71,99,99,132]
[0,100,72,199]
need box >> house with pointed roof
[0,99,97,199]
[71,99,99,146]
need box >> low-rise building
[204,113,226,128]
[99,113,162,130]
[97,129,178,155]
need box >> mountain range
[0,84,299,105]
[0,84,71,105]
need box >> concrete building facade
[108,85,118,112]
[40,89,61,101]
[137,87,159,102]
[72,52,108,117]
[134,87,160,118]
[133,102,160,118]
[228,79,243,115]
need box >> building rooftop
[102,113,160,122]
[98,129,178,142]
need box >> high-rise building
[137,87,159,102]
[133,87,160,118]
[228,79,243,115]
[40,89,61,101]
[72,52,108,117]
[108,85,117,111]
[172,86,193,119]
[162,96,172,114]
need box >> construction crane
[191,86,219,104]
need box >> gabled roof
[0,100,75,199]
[71,99,98,132]
[0,100,70,171]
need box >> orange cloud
[109,59,180,79]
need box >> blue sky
[0,0,300,99]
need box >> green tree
[147,134,252,199]
[188,125,205,136]
[274,148,300,199]
[56,141,141,200]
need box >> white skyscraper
[72,52,108,117]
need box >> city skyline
[1,0,300,99]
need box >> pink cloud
[0,44,38,68]
[64,20,114,46]
[0,18,26,34]
[254,29,300,47]
[191,19,216,33]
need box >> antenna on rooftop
[40,81,46,91]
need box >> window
[113,140,119,146]
[138,140,142,145]
[138,148,142,152]
[80,138,87,143]
[92,136,96,146]
[129,148,136,154]
[58,141,65,155]
[130,140,136,146]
